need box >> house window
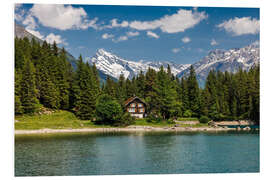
[138,108,144,113]
[138,103,143,107]
[130,103,136,107]
[129,108,135,112]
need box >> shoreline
[14,126,255,135]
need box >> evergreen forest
[15,37,260,126]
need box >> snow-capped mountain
[176,42,260,86]
[87,49,191,80]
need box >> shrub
[183,110,193,118]
[199,116,210,124]
[239,112,249,120]
[209,110,226,121]
[167,118,175,124]
[146,113,162,123]
[95,94,123,125]
[114,112,135,127]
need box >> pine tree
[204,70,218,120]
[15,37,25,69]
[39,70,60,109]
[200,88,210,116]
[179,76,189,113]
[116,74,126,104]
[76,63,96,120]
[72,56,98,120]
[186,66,200,117]
[52,41,58,57]
[20,57,39,113]
[136,70,146,98]
[30,38,42,65]
[104,75,117,97]
[15,69,23,114]
[56,48,71,109]
[125,78,136,98]
[166,64,174,80]
[92,63,100,87]
[35,42,61,109]
[144,67,158,113]
[155,66,180,119]
[247,66,260,123]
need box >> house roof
[124,96,146,107]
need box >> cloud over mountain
[29,4,98,30]
[129,9,207,33]
[217,17,259,36]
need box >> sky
[14,4,260,64]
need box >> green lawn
[15,111,208,130]
[177,117,199,121]
[15,111,112,130]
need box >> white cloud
[211,39,218,46]
[45,33,68,45]
[182,37,191,43]
[102,33,114,39]
[106,31,139,42]
[22,11,45,41]
[217,17,259,36]
[16,5,68,46]
[114,36,128,42]
[25,27,67,46]
[129,9,207,33]
[126,31,139,37]
[15,4,25,21]
[111,35,129,43]
[79,18,99,30]
[109,19,129,28]
[23,14,37,30]
[29,4,98,30]
[172,48,180,53]
[147,31,159,39]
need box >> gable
[124,97,146,107]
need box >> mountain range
[15,23,260,86]
[176,42,259,86]
[86,49,191,80]
[87,43,259,86]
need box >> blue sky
[15,4,259,64]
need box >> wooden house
[124,97,146,118]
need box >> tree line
[15,37,260,125]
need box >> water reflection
[15,131,259,176]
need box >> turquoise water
[15,131,259,176]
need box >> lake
[15,131,259,176]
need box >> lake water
[15,131,259,176]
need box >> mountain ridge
[86,43,259,86]
[176,42,259,86]
[87,48,191,80]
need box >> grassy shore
[15,111,111,130]
[15,110,208,130]
[176,117,199,121]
